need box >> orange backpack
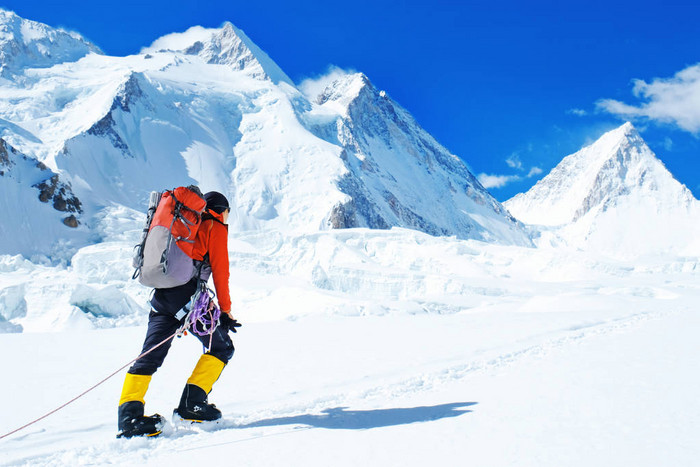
[132,186,207,288]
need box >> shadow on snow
[238,402,477,430]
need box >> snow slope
[505,122,700,258]
[1,238,699,465]
[0,137,86,259]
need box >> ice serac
[0,9,100,76]
[310,72,531,246]
[505,122,700,257]
[144,22,293,85]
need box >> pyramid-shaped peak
[608,121,640,141]
[0,9,101,75]
[505,122,692,226]
[144,22,292,85]
[552,122,650,177]
[620,121,635,132]
[590,121,640,149]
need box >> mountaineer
[117,189,241,438]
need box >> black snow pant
[128,310,235,376]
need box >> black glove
[220,313,242,333]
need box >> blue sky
[5,0,700,200]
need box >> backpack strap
[169,190,201,243]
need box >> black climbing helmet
[203,191,230,214]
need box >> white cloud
[480,150,544,190]
[477,173,521,189]
[480,155,543,190]
[506,153,523,170]
[527,167,543,177]
[663,137,673,151]
[298,65,357,101]
[597,63,700,134]
[567,108,588,116]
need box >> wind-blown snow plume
[143,22,293,85]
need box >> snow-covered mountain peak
[589,121,640,155]
[306,70,530,245]
[619,120,635,134]
[505,122,692,227]
[144,22,292,85]
[315,72,413,125]
[505,122,700,257]
[0,9,101,76]
[313,72,398,119]
[316,72,371,106]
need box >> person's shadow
[237,402,477,430]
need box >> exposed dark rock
[335,174,390,230]
[329,202,355,229]
[36,175,57,202]
[86,113,130,154]
[33,174,83,213]
[83,73,146,157]
[0,138,83,222]
[384,191,450,237]
[184,41,204,55]
[112,73,145,112]
[63,215,79,228]
[0,138,15,168]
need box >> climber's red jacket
[192,209,231,313]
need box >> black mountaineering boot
[117,401,165,438]
[173,384,222,422]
